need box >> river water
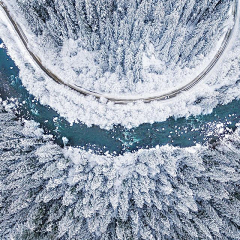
[0,38,239,155]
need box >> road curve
[0,1,238,104]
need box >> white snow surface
[0,1,239,129]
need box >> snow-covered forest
[1,0,239,128]
[0,100,240,239]
[0,0,240,237]
[8,0,234,94]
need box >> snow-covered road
[0,0,238,104]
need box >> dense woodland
[14,0,233,84]
[0,102,240,239]
[1,1,239,239]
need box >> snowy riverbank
[0,0,239,129]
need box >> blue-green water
[0,39,239,155]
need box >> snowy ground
[0,1,239,129]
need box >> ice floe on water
[0,42,5,48]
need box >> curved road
[0,1,238,104]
